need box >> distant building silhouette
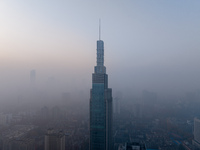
[114,91,122,115]
[133,103,142,118]
[193,117,200,149]
[90,25,113,150]
[141,90,157,118]
[30,70,36,84]
[40,106,49,119]
[61,92,71,107]
[114,97,120,115]
[51,106,61,120]
[45,129,65,150]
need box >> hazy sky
[1,0,200,98]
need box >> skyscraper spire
[90,24,113,150]
[99,19,101,40]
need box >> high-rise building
[114,97,120,115]
[90,26,113,150]
[30,70,36,84]
[193,117,200,148]
[45,129,65,150]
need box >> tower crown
[97,40,104,66]
[95,40,106,74]
[94,20,106,74]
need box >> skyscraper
[90,25,113,150]
[193,117,200,148]
[30,69,36,84]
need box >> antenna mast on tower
[99,19,101,40]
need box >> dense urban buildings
[89,30,113,150]
[193,117,200,149]
[45,129,65,150]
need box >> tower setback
[90,30,113,150]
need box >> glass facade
[90,83,106,150]
[90,39,113,150]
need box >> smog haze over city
[1,1,200,150]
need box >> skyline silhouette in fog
[1,1,200,102]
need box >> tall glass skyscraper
[90,33,113,150]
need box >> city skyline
[90,28,113,150]
[1,1,200,150]
[1,1,200,100]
